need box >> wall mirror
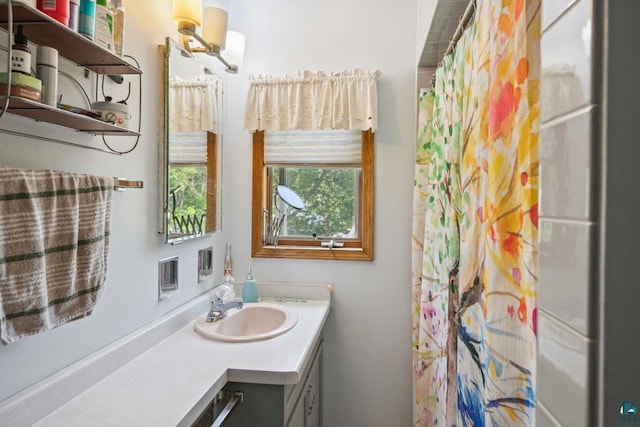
[159,37,223,244]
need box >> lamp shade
[202,6,228,50]
[224,31,246,68]
[173,0,202,29]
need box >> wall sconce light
[172,0,244,73]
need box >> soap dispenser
[242,269,258,303]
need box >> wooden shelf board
[0,3,141,75]
[4,96,140,136]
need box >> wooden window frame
[205,131,217,233]
[252,129,374,261]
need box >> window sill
[252,245,373,261]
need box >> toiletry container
[215,279,235,302]
[11,26,31,76]
[79,0,96,41]
[242,269,258,303]
[90,96,131,128]
[68,0,80,32]
[15,0,37,8]
[94,0,114,53]
[36,46,58,106]
[108,0,124,57]
[37,0,70,26]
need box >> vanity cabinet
[219,339,323,427]
[0,2,141,136]
[289,339,321,427]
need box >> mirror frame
[158,37,223,244]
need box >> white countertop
[30,298,330,427]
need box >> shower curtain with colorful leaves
[412,0,540,425]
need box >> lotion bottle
[242,269,258,303]
[79,0,95,40]
[94,0,114,53]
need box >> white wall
[0,0,231,402]
[223,0,417,425]
[0,0,418,425]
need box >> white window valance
[170,75,221,133]
[264,129,362,165]
[244,69,381,132]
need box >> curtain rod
[431,0,477,87]
[444,0,477,58]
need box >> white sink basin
[194,303,299,342]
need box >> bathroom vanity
[193,339,322,427]
[0,283,330,427]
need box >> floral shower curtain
[412,0,540,425]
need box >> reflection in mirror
[160,37,223,243]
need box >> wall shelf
[0,1,142,147]
[1,96,140,136]
[0,3,141,75]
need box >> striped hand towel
[0,167,113,345]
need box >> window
[252,129,374,260]
[245,68,380,260]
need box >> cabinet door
[305,346,322,427]
[287,392,306,427]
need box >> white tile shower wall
[537,311,596,427]
[538,0,600,425]
[540,0,593,123]
[539,107,596,220]
[538,220,596,337]
[537,401,563,427]
[542,0,579,30]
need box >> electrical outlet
[198,247,214,284]
[158,256,179,300]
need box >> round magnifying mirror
[276,185,305,210]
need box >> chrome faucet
[206,296,243,323]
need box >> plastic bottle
[36,46,58,106]
[11,26,31,76]
[216,274,235,301]
[242,269,258,303]
[94,0,114,53]
[68,0,80,32]
[79,0,96,41]
[108,0,124,57]
[224,242,233,277]
[37,0,70,26]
